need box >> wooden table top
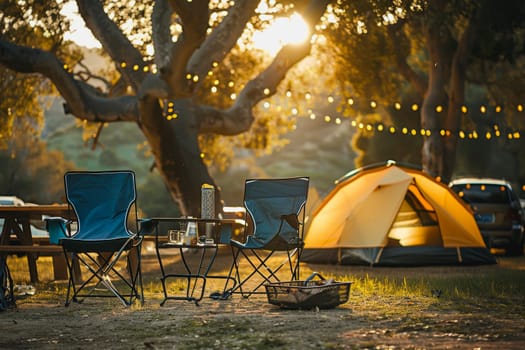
[0,204,70,220]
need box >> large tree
[323,0,525,182]
[0,0,332,215]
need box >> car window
[451,184,511,204]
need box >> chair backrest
[64,171,137,241]
[244,177,309,245]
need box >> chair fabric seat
[60,237,135,253]
[230,235,303,251]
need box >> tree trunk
[139,98,218,216]
[421,3,449,178]
[442,1,488,183]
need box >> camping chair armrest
[138,218,157,236]
[43,216,73,244]
[132,234,144,247]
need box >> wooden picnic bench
[0,241,69,280]
[0,204,74,283]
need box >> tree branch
[152,0,173,69]
[231,0,332,116]
[162,0,210,96]
[76,0,145,90]
[0,39,139,123]
[196,0,333,135]
[188,0,260,83]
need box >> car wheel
[506,235,524,256]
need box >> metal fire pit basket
[264,272,352,309]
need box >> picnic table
[0,204,70,282]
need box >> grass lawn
[2,253,525,349]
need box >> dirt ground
[1,252,525,350]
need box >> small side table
[148,217,237,306]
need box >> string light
[136,68,523,139]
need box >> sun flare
[252,13,310,55]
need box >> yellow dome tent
[302,162,496,266]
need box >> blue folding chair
[225,177,309,298]
[48,171,144,306]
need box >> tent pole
[456,247,463,263]
[374,247,384,266]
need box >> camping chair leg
[66,252,108,305]
[63,242,142,306]
[63,250,84,306]
[228,248,282,298]
[98,244,141,306]
[222,246,242,298]
[237,247,303,298]
[126,244,143,305]
[239,250,285,297]
[288,248,302,280]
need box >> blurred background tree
[319,0,525,189]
